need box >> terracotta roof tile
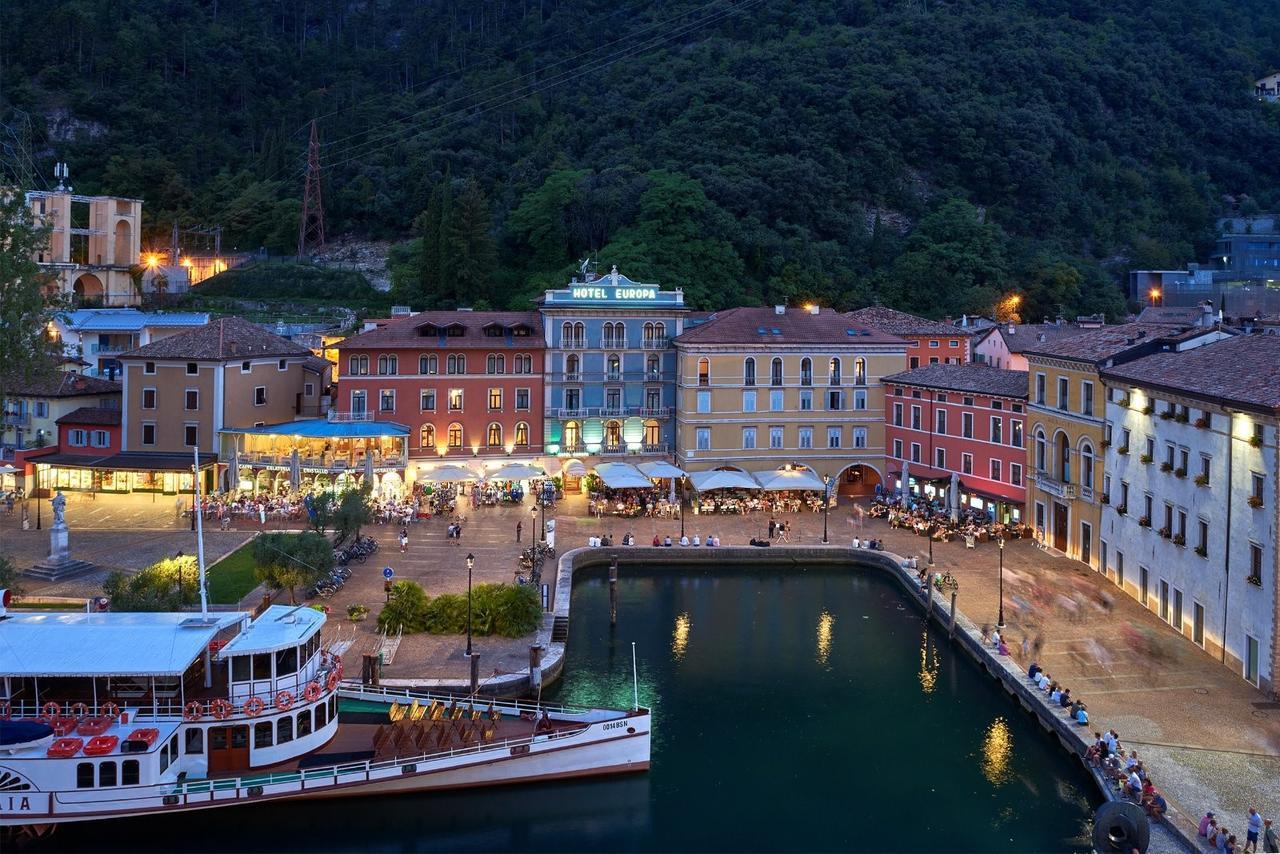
[2,372,121,398]
[882,364,1028,398]
[56,406,123,426]
[1022,323,1187,363]
[120,316,311,361]
[1102,334,1280,411]
[338,311,544,350]
[674,306,904,346]
[844,306,971,337]
[980,322,1096,354]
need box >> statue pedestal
[27,521,96,582]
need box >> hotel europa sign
[569,285,659,301]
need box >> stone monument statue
[28,489,95,581]
[51,491,67,527]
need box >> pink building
[883,364,1028,522]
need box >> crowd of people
[587,488,679,519]
[868,493,1028,547]
[696,490,830,515]
[1199,808,1277,853]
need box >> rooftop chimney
[774,305,786,315]
[1007,324,1015,335]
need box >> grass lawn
[207,541,260,604]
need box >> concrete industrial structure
[26,189,142,307]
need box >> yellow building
[1023,323,1210,565]
[26,189,142,307]
[674,306,906,495]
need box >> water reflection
[672,612,691,661]
[982,716,1013,786]
[918,625,940,694]
[816,610,835,664]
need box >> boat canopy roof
[218,605,326,657]
[0,611,245,678]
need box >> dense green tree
[447,178,497,306]
[251,531,334,604]
[103,557,200,611]
[0,191,59,401]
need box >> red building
[882,364,1028,522]
[846,306,971,368]
[336,311,545,474]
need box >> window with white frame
[853,427,867,448]
[769,426,784,449]
[420,390,436,411]
[742,391,757,413]
[934,447,946,469]
[696,428,711,450]
[696,391,711,413]
[380,390,395,412]
[742,427,757,449]
[991,459,1002,482]
[962,453,973,475]
[827,427,841,448]
[770,390,784,411]
[892,438,902,458]
[799,427,814,449]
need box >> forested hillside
[4,0,1280,316]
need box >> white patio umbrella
[291,449,302,491]
[418,464,480,483]
[949,471,961,523]
[487,462,545,481]
[900,460,911,508]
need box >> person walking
[1261,818,1277,853]
[516,519,523,543]
[1245,809,1263,853]
[399,526,409,553]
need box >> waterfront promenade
[2,490,1275,846]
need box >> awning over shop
[485,462,546,481]
[689,469,760,491]
[563,459,588,477]
[220,419,410,439]
[636,460,684,479]
[751,468,826,491]
[594,462,652,489]
[417,464,481,483]
[30,452,218,471]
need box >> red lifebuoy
[243,697,265,717]
[184,701,204,721]
[274,690,294,711]
[303,682,321,703]
[326,671,339,692]
[41,701,61,719]
[69,702,90,719]
[210,699,233,720]
[100,702,121,720]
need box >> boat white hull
[0,712,650,827]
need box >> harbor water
[46,563,1100,851]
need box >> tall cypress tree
[448,178,496,306]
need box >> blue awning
[221,419,409,439]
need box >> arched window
[448,423,464,449]
[1059,433,1071,483]
[643,322,655,345]
[605,420,622,448]
[1080,442,1095,489]
[487,422,503,447]
[419,354,437,375]
[697,357,710,387]
[574,322,585,346]
[1035,430,1047,471]
[487,354,505,374]
[607,353,621,380]
[447,354,457,374]
[800,357,812,386]
[828,357,842,385]
[420,424,435,450]
[566,353,579,378]
[744,357,756,386]
[654,322,665,342]
[564,420,581,449]
[854,358,866,386]
[515,422,529,447]
[771,358,783,387]
[377,355,388,375]
[348,355,360,376]
[561,321,573,347]
[514,353,531,374]
[644,419,661,447]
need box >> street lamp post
[928,532,934,566]
[35,465,42,530]
[821,477,830,544]
[997,537,1006,628]
[190,462,197,531]
[465,552,478,695]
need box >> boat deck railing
[337,683,605,718]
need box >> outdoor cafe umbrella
[418,464,480,483]
[227,443,240,492]
[594,462,652,490]
[290,449,302,491]
[636,460,685,504]
[487,462,545,481]
[363,452,375,487]
[900,460,911,508]
[949,471,961,523]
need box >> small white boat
[0,603,650,829]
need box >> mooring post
[609,556,619,626]
[528,643,544,693]
[949,590,958,638]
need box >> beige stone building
[26,190,142,307]
[118,316,324,458]
[674,306,907,495]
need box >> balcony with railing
[327,410,374,422]
[563,372,581,382]
[641,338,668,350]
[638,407,671,418]
[557,407,586,419]
[559,337,587,350]
[600,406,629,418]
[601,337,627,350]
[1032,470,1078,499]
[2,411,31,427]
